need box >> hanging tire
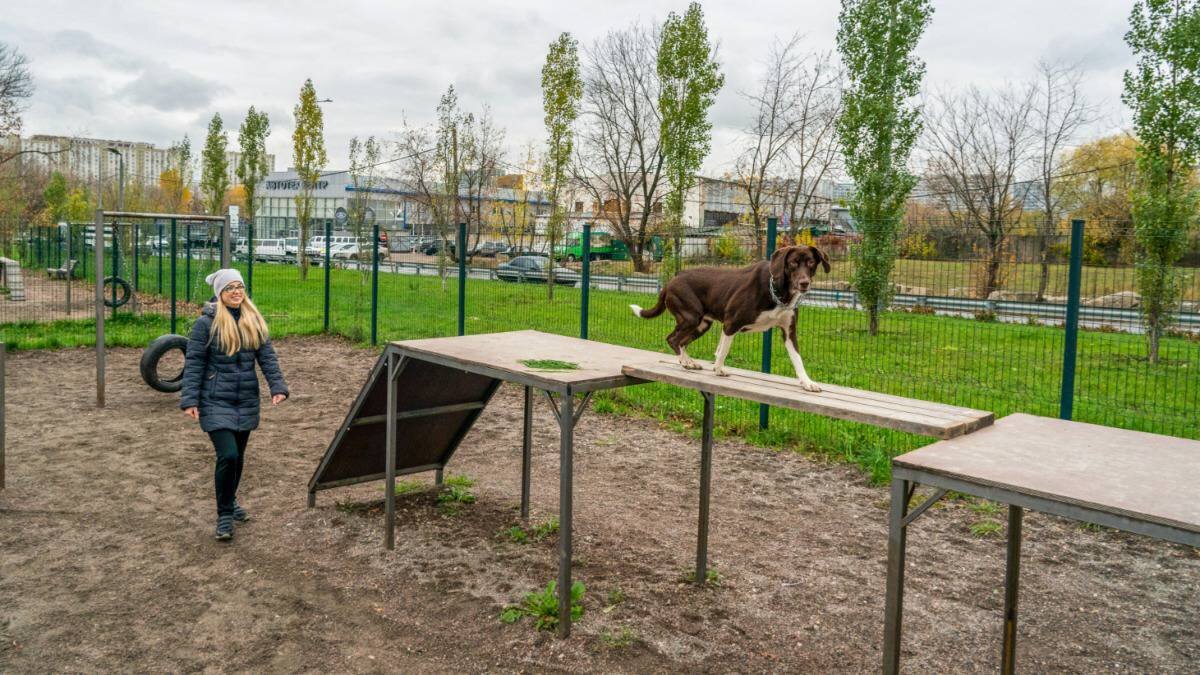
[102,276,132,308]
[140,333,188,393]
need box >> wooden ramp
[622,360,993,439]
[308,347,502,494]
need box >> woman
[180,269,289,541]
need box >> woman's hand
[183,407,199,420]
[271,394,286,406]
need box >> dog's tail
[630,292,667,319]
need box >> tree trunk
[868,308,879,336]
[1036,235,1050,302]
[983,238,1004,298]
[1148,322,1161,365]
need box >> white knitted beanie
[205,268,245,298]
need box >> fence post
[760,216,779,431]
[1059,219,1084,420]
[170,219,178,334]
[247,220,254,297]
[580,222,591,340]
[111,220,119,319]
[457,222,466,336]
[221,210,233,268]
[158,223,163,294]
[324,219,332,333]
[132,220,139,315]
[185,222,192,304]
[371,221,380,345]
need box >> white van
[306,235,357,257]
[253,238,288,261]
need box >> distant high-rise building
[1,134,273,190]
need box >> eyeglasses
[222,284,245,293]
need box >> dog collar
[769,278,788,308]
[770,278,804,310]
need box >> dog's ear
[769,247,789,287]
[810,245,830,273]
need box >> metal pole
[131,220,139,315]
[695,391,715,585]
[385,351,397,550]
[157,223,163,294]
[64,224,72,312]
[170,219,178,333]
[185,222,192,304]
[221,212,232,268]
[1001,505,1024,675]
[247,220,254,296]
[760,216,778,430]
[557,389,575,638]
[94,209,105,408]
[882,477,910,675]
[457,222,466,336]
[371,220,380,345]
[1059,219,1084,420]
[324,219,331,332]
[110,222,118,319]
[521,385,533,522]
[0,341,5,489]
[580,222,591,340]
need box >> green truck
[554,230,663,262]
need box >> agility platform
[308,330,994,638]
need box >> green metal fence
[3,216,1198,479]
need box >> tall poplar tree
[293,78,328,280]
[541,32,583,298]
[237,106,271,244]
[200,113,229,215]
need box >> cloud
[120,64,226,112]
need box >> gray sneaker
[215,514,234,541]
[232,503,249,523]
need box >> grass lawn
[4,258,1197,483]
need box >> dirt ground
[1,337,1197,673]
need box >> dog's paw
[683,362,703,370]
[714,367,730,377]
[799,380,822,393]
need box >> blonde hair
[209,296,270,356]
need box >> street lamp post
[105,148,124,210]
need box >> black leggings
[209,429,251,517]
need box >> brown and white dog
[631,245,830,391]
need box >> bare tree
[734,35,804,254]
[781,51,842,235]
[0,43,32,139]
[459,105,506,261]
[923,84,1037,297]
[1031,59,1095,301]
[573,23,664,273]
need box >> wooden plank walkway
[623,359,993,439]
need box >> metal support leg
[521,385,533,522]
[1002,505,1023,675]
[385,353,398,550]
[696,391,715,585]
[557,389,575,638]
[882,478,911,675]
[307,491,315,508]
[435,468,444,486]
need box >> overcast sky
[2,0,1135,180]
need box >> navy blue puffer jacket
[179,301,289,433]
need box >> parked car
[471,241,508,257]
[502,244,548,258]
[419,239,455,256]
[496,256,580,285]
[391,235,422,253]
